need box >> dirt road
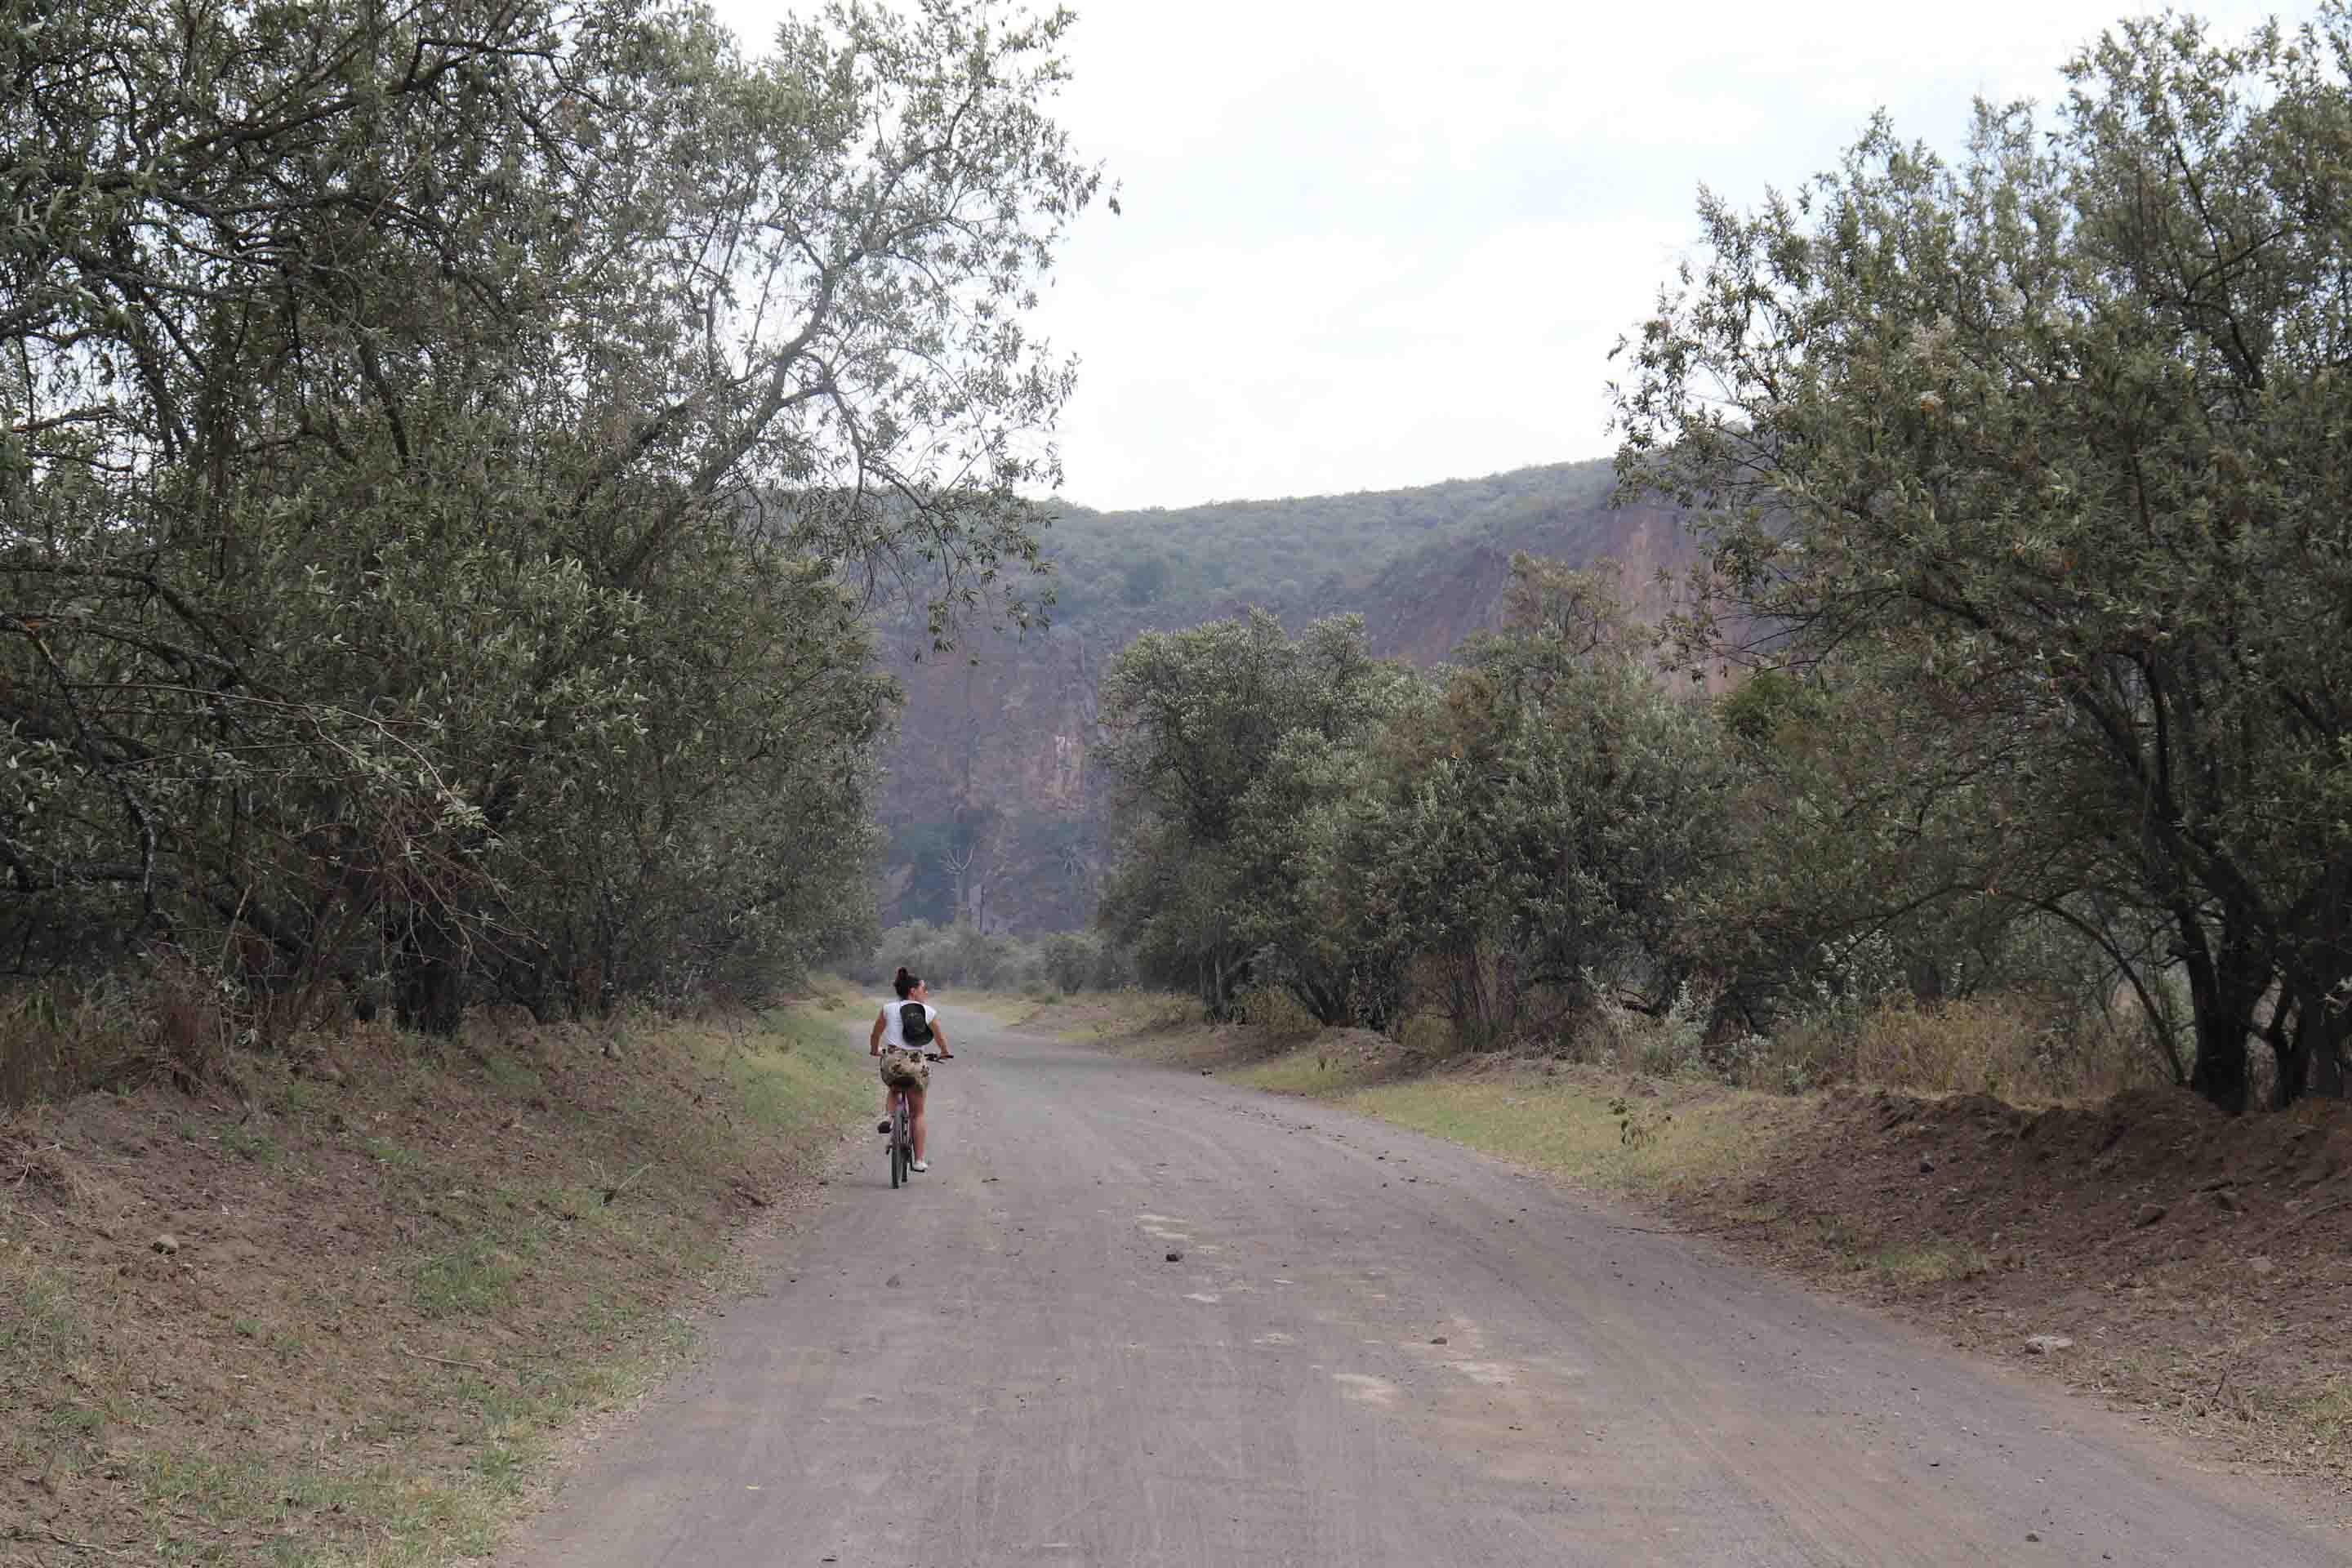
[501,1016,2347,1567]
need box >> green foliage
[1614,7,2352,1111]
[1095,564,1729,1035]
[1607,1096,1670,1151]
[1232,984,1321,1041]
[1038,932,1123,993]
[1691,661,2153,1070]
[0,0,1102,1047]
[1356,568,1732,1036]
[1096,611,1412,1019]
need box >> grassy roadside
[1226,1045,1812,1204]
[1226,1049,1984,1286]
[2,997,871,1566]
[946,987,1202,1045]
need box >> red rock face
[874,462,1708,934]
[1354,500,1706,667]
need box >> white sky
[709,0,2304,510]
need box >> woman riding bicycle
[871,967,952,1172]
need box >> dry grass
[1862,1241,1991,1286]
[1226,1042,1809,1201]
[794,973,871,1013]
[1346,1073,1807,1199]
[2047,1334,2352,1485]
[931,987,1040,1025]
[1152,1001,2352,1494]
[1794,1225,1990,1288]
[1209,1038,2352,1491]
[2302,1383,2352,1454]
[1526,991,2174,1104]
[0,1001,870,1566]
[1847,998,2164,1103]
[1,1246,96,1486]
[1018,984,2167,1111]
[0,961,238,1109]
[1224,1048,1379,1098]
[977,988,1200,1040]
[1230,986,1321,1042]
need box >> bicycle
[886,1052,947,1189]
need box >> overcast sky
[709,0,2304,511]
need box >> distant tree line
[0,0,1098,1074]
[1101,9,2352,1115]
[858,920,1129,998]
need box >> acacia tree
[1,0,1101,1031]
[1095,612,1405,1018]
[1223,724,1415,1028]
[1356,559,1732,1039]
[1613,8,2352,1110]
[1703,659,2189,1079]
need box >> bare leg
[910,1086,928,1161]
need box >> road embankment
[2,998,871,1565]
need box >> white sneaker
[910,1160,929,1174]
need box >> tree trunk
[2261,958,2352,1104]
[2265,995,2310,1111]
[2315,1029,2349,1098]
[2298,982,2348,1099]
[2181,929,2264,1116]
[1202,947,1247,1020]
[391,909,466,1036]
[2175,905,2267,1114]
[2188,1016,2251,1113]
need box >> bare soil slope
[1694,1084,2352,1480]
[2,1007,867,1565]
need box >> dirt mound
[1825,1084,2352,1260]
[1676,1082,2352,1482]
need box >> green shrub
[1235,985,1321,1042]
[1395,1011,1460,1059]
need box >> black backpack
[898,1000,933,1047]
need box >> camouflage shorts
[878,1048,930,1091]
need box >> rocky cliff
[873,458,1704,933]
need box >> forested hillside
[871,459,1702,935]
[1041,462,1615,620]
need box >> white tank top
[879,1000,937,1051]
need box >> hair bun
[894,966,911,985]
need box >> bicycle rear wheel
[889,1101,906,1188]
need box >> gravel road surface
[501,1014,2348,1567]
